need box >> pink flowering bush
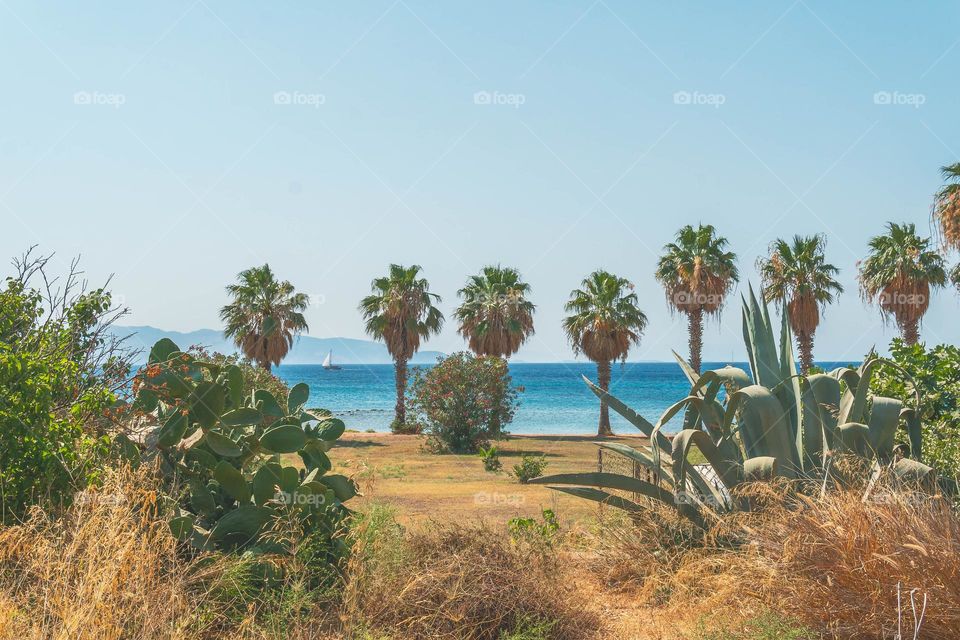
[408,351,520,453]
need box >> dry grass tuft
[657,481,960,639]
[745,483,960,639]
[0,465,200,640]
[343,510,600,639]
[584,506,707,605]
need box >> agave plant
[532,286,934,528]
[131,338,356,555]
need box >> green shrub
[497,615,559,640]
[408,351,520,453]
[512,453,547,484]
[508,508,559,546]
[0,252,130,520]
[869,338,960,480]
[479,445,502,472]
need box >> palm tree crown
[933,162,960,251]
[757,234,843,373]
[455,265,535,358]
[359,264,443,429]
[563,270,648,436]
[220,264,309,370]
[655,224,738,372]
[858,222,945,345]
[563,271,647,363]
[359,264,444,361]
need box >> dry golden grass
[0,465,199,640]
[343,511,601,640]
[621,480,960,640]
[2,443,956,640]
[743,482,960,639]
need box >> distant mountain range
[111,326,445,365]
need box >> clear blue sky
[2,1,958,362]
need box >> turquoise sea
[276,361,853,435]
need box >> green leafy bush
[512,453,547,484]
[408,351,520,453]
[0,252,130,520]
[479,445,502,472]
[132,338,357,576]
[869,338,960,479]
[508,508,559,546]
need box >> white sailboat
[322,349,342,370]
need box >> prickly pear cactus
[132,338,356,556]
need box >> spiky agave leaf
[581,375,670,451]
[670,429,739,508]
[722,385,801,477]
[596,442,677,488]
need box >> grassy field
[323,432,649,527]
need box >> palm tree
[757,234,843,374]
[858,222,946,346]
[454,265,535,358]
[655,224,739,373]
[933,162,960,251]
[563,270,648,436]
[359,264,444,430]
[220,264,309,371]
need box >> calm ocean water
[276,361,853,435]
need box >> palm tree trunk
[687,308,704,373]
[903,320,920,346]
[393,357,408,431]
[796,331,814,375]
[597,360,612,436]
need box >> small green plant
[497,614,558,640]
[479,445,502,472]
[689,610,813,640]
[512,453,547,484]
[508,508,559,545]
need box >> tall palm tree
[858,222,946,346]
[454,265,535,358]
[655,224,739,373]
[933,162,960,251]
[359,264,444,430]
[220,264,309,371]
[563,270,648,436]
[757,234,843,374]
